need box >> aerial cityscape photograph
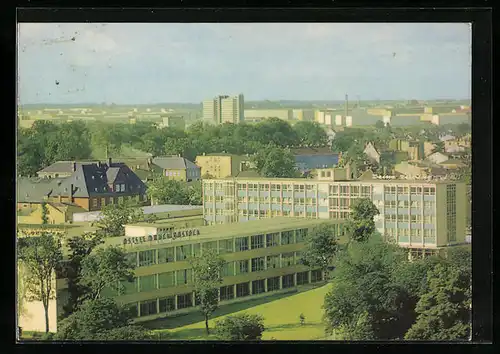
[16,22,472,341]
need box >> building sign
[123,228,201,245]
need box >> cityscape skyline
[18,23,471,105]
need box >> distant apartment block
[203,94,244,125]
[202,174,467,253]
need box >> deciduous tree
[345,198,380,243]
[79,246,135,301]
[97,201,144,237]
[190,249,225,334]
[300,223,340,277]
[17,233,63,333]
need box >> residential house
[427,152,449,165]
[364,142,408,166]
[195,153,252,178]
[423,141,437,157]
[17,201,86,225]
[389,139,424,161]
[291,147,340,174]
[438,159,467,170]
[115,158,163,182]
[152,156,201,182]
[24,159,148,211]
[394,161,447,179]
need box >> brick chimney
[108,158,112,166]
[69,183,74,202]
[73,162,76,172]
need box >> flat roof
[202,177,463,185]
[126,215,204,228]
[105,217,342,249]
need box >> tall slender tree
[190,248,225,334]
[18,233,63,333]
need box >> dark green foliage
[96,325,153,341]
[323,235,410,340]
[41,202,49,225]
[251,145,298,178]
[147,178,193,205]
[214,313,265,341]
[62,232,104,317]
[404,259,471,341]
[79,246,135,301]
[96,201,144,237]
[55,297,138,340]
[293,121,328,147]
[345,198,380,243]
[301,223,339,274]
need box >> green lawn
[148,283,333,341]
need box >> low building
[244,109,292,121]
[427,152,449,165]
[195,153,252,179]
[389,139,424,161]
[17,202,86,225]
[52,218,343,324]
[23,159,148,211]
[152,156,201,182]
[394,161,447,179]
[291,147,340,174]
[364,142,409,166]
[72,204,203,223]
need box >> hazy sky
[17,23,471,104]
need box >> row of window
[384,186,437,195]
[238,209,318,218]
[115,251,307,296]
[234,197,320,205]
[91,194,144,208]
[384,214,436,223]
[383,200,435,209]
[127,270,324,318]
[385,228,436,238]
[130,229,309,267]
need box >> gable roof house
[24,159,148,211]
[152,156,201,182]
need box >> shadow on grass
[142,291,297,330]
[266,322,321,332]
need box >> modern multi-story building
[202,94,244,125]
[159,115,186,130]
[202,174,467,255]
[52,217,343,324]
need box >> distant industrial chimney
[345,94,349,118]
[73,162,77,172]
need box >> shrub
[214,313,265,341]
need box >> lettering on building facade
[123,228,201,245]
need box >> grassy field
[147,283,333,341]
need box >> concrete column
[308,270,312,284]
[156,298,160,314]
[173,246,177,262]
[279,276,283,290]
[233,284,237,299]
[136,252,140,267]
[137,302,141,317]
[293,273,297,287]
[192,292,196,307]
[249,280,253,295]
[278,231,282,246]
[174,295,178,310]
[264,278,268,292]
